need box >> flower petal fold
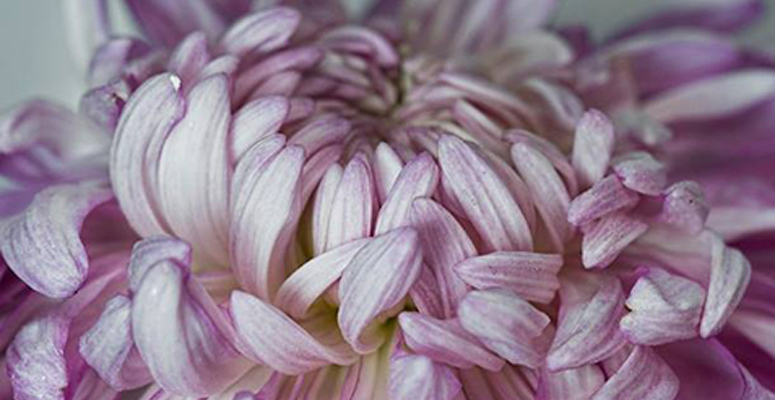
[591,346,679,400]
[454,251,562,304]
[338,227,423,354]
[6,316,69,400]
[568,175,640,227]
[571,109,615,188]
[582,212,648,269]
[701,237,752,337]
[1,182,113,298]
[389,353,461,400]
[373,142,405,203]
[220,8,301,57]
[612,152,667,196]
[375,153,440,235]
[458,289,551,367]
[324,154,377,250]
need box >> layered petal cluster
[2,0,775,399]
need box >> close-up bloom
[2,0,775,399]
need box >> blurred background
[1,0,774,110]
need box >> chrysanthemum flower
[2,0,775,399]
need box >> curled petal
[339,228,423,354]
[582,212,648,269]
[620,268,705,345]
[220,8,301,57]
[230,291,358,375]
[548,272,627,371]
[458,289,551,367]
[612,152,667,196]
[231,145,305,300]
[568,175,640,227]
[375,153,440,235]
[591,346,679,400]
[439,135,533,252]
[454,251,562,304]
[571,109,615,188]
[701,237,751,337]
[389,353,461,400]
[399,312,505,372]
[1,182,113,298]
[127,236,192,293]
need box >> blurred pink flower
[2,0,775,399]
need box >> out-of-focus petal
[220,8,301,57]
[389,353,461,400]
[1,182,113,298]
[167,32,210,84]
[591,346,679,400]
[63,0,111,70]
[571,110,615,188]
[375,152,439,234]
[536,365,605,400]
[582,212,649,269]
[454,251,562,304]
[568,175,640,227]
[338,227,422,354]
[701,236,751,337]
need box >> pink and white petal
[410,198,476,317]
[158,74,231,266]
[398,312,505,372]
[125,0,227,48]
[1,182,113,298]
[79,295,152,390]
[455,251,562,304]
[288,114,351,163]
[505,129,578,198]
[300,144,345,204]
[110,73,185,237]
[312,164,343,255]
[568,175,640,226]
[571,109,615,188]
[325,154,377,250]
[612,152,667,196]
[511,142,571,252]
[439,135,533,252]
[458,289,552,367]
[230,291,358,375]
[536,365,605,400]
[219,8,301,57]
[275,238,371,319]
[660,181,709,235]
[701,237,751,337]
[132,260,250,396]
[126,236,192,293]
[231,145,305,300]
[6,316,69,400]
[582,212,649,269]
[319,26,399,67]
[373,142,405,203]
[547,272,627,371]
[389,353,461,400]
[338,228,423,354]
[591,346,679,400]
[167,32,210,84]
[409,264,446,319]
[230,97,290,164]
[198,55,240,81]
[375,153,440,234]
[620,268,705,345]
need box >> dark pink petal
[548,272,627,371]
[231,145,305,300]
[454,251,562,304]
[439,135,532,252]
[660,181,709,234]
[230,97,290,164]
[701,237,752,337]
[536,365,605,400]
[410,197,476,317]
[582,212,649,269]
[220,7,300,57]
[620,268,705,345]
[375,153,439,234]
[339,227,423,354]
[79,295,152,390]
[110,73,185,237]
[389,353,461,400]
[571,109,615,188]
[125,0,228,47]
[568,175,640,227]
[612,152,667,196]
[230,291,358,375]
[1,182,113,298]
[591,346,679,400]
[458,289,551,367]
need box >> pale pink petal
[591,346,679,400]
[409,264,446,319]
[325,154,377,250]
[458,289,551,367]
[230,291,358,375]
[375,153,439,234]
[410,197,476,317]
[1,182,113,298]
[547,272,627,371]
[457,365,535,400]
[582,212,649,269]
[399,312,505,371]
[6,316,69,400]
[454,251,563,304]
[198,55,240,81]
[660,181,709,234]
[620,268,705,345]
[484,151,538,232]
[287,114,351,157]
[79,295,152,390]
[167,32,210,84]
[611,152,667,196]
[389,353,461,400]
[505,129,578,197]
[338,227,422,353]
[701,237,752,337]
[127,236,192,293]
[230,97,290,164]
[536,365,605,400]
[312,164,343,255]
[230,145,305,300]
[110,73,185,237]
[219,7,300,57]
[300,144,344,204]
[568,175,640,227]
[158,74,231,265]
[511,142,571,252]
[439,135,532,252]
[319,26,399,67]
[373,142,405,203]
[233,47,323,103]
[275,238,371,319]
[571,109,615,188]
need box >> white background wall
[1,0,774,111]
